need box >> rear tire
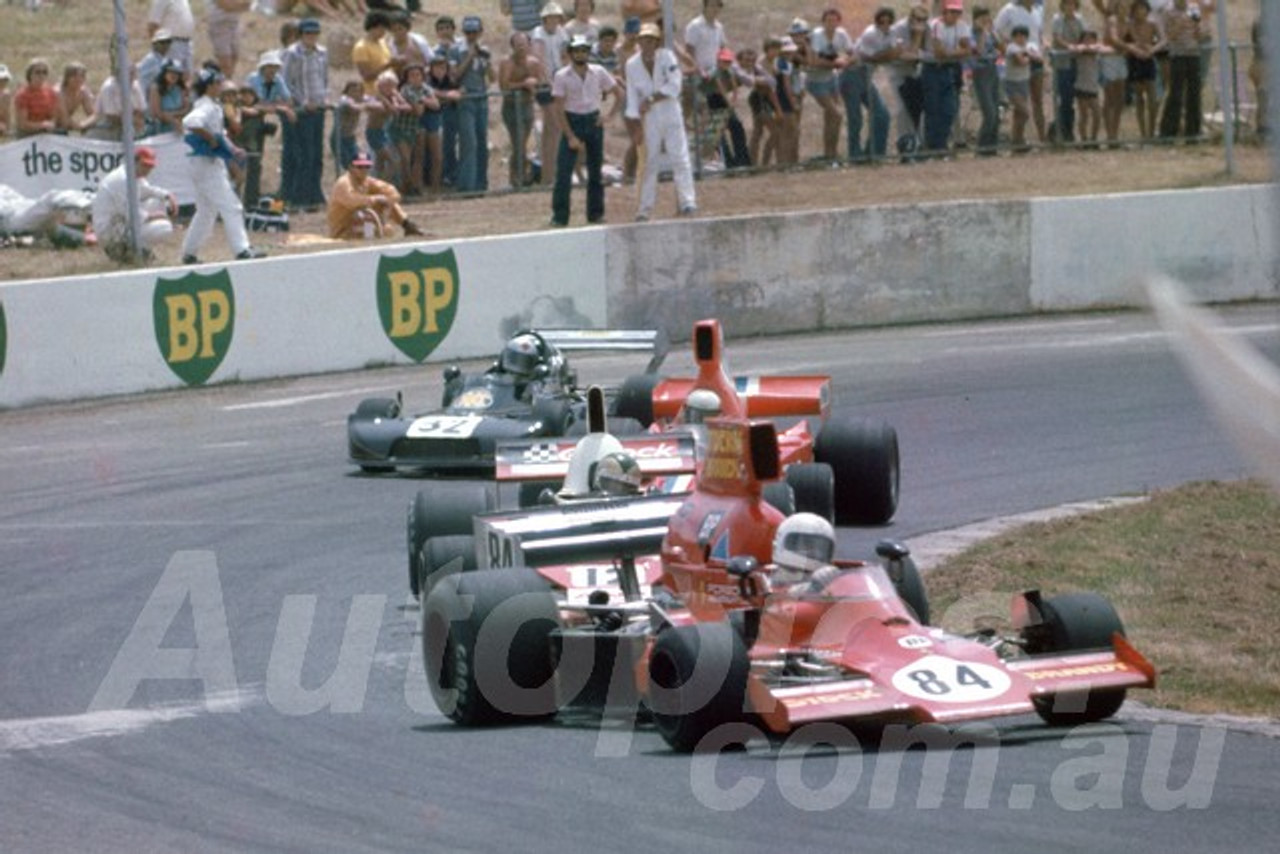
[1026,592,1128,726]
[814,417,900,525]
[648,623,750,752]
[408,482,494,597]
[615,374,663,427]
[423,569,561,725]
[786,463,835,523]
[419,534,477,597]
[762,482,795,517]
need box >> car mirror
[726,556,760,578]
[443,365,461,382]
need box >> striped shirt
[283,42,329,108]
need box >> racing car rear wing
[474,495,687,570]
[651,376,832,421]
[494,433,698,482]
[536,329,669,374]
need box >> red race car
[617,318,900,526]
[421,418,1154,752]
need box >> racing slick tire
[814,417,900,526]
[352,397,402,473]
[531,397,575,436]
[786,463,836,523]
[408,482,494,598]
[419,535,478,597]
[762,482,795,517]
[614,374,663,427]
[648,623,750,753]
[423,569,561,726]
[1025,592,1128,726]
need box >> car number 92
[407,415,484,438]
[890,655,1012,704]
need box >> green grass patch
[926,480,1280,718]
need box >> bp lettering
[153,270,236,386]
[385,269,455,338]
[377,249,460,363]
[163,290,231,363]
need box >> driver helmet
[682,389,722,424]
[501,333,544,378]
[772,513,836,582]
[593,451,643,496]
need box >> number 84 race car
[421,418,1155,752]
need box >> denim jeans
[456,94,489,193]
[1054,63,1077,142]
[920,63,958,154]
[972,63,1001,153]
[839,65,889,160]
[551,111,604,225]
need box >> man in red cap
[327,152,425,239]
[91,146,178,263]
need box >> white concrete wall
[0,185,1274,409]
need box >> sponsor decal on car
[377,248,459,363]
[1022,662,1132,680]
[153,270,235,385]
[452,387,494,410]
[406,414,484,438]
[890,655,1012,704]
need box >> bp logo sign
[153,270,235,385]
[377,248,459,363]
[0,300,7,380]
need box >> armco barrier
[0,185,1274,409]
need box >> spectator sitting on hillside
[327,152,425,239]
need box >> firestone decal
[153,270,235,385]
[377,248,459,363]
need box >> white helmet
[772,513,836,575]
[594,451,643,495]
[682,389,722,424]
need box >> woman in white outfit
[624,23,696,222]
[180,67,263,264]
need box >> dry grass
[926,480,1280,718]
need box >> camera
[819,50,838,61]
[474,46,490,59]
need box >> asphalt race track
[2,307,1277,853]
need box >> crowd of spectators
[0,1,1270,232]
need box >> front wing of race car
[747,633,1156,732]
[350,409,561,474]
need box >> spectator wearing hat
[137,30,176,97]
[281,17,330,210]
[327,152,425,239]
[146,59,188,136]
[56,62,97,134]
[91,146,177,263]
[919,0,971,157]
[455,15,495,193]
[207,0,252,80]
[549,33,620,226]
[248,51,296,124]
[626,22,696,221]
[0,65,13,138]
[180,68,265,263]
[533,3,570,187]
[501,0,543,35]
[15,58,64,138]
[147,0,196,73]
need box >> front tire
[423,569,561,725]
[1025,592,1128,726]
[648,623,750,752]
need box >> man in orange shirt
[327,153,425,239]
